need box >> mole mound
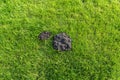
[53,33,71,51]
[38,31,51,40]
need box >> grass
[0,0,120,80]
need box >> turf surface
[0,0,120,80]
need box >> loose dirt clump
[38,31,51,40]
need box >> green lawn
[0,0,120,80]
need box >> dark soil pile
[53,33,71,51]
